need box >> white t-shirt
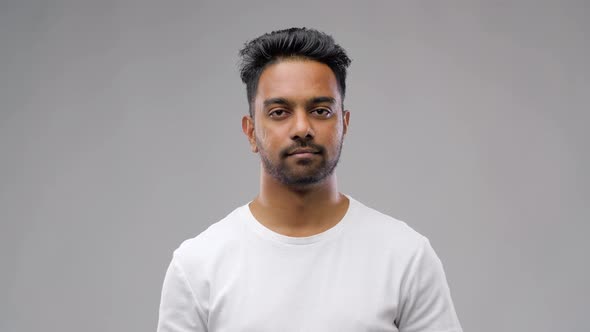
[157,196,463,332]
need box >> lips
[288,148,319,156]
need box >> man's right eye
[269,109,288,118]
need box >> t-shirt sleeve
[157,254,208,332]
[396,236,463,332]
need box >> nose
[290,110,314,141]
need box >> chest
[205,238,403,332]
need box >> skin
[241,59,351,237]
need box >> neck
[250,167,348,235]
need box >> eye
[269,109,289,119]
[311,108,333,118]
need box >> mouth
[287,149,320,157]
[288,152,318,158]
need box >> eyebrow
[263,96,337,109]
[263,97,292,108]
[307,96,336,107]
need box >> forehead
[255,60,341,106]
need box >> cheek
[255,126,267,143]
[255,126,278,151]
[335,121,344,138]
[324,122,344,146]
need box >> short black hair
[238,27,352,116]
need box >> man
[157,27,463,332]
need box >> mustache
[280,141,325,158]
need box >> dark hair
[238,27,352,116]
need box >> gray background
[1,1,588,331]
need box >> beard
[257,137,344,187]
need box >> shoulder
[172,204,246,272]
[346,196,427,253]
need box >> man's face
[242,59,350,187]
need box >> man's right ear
[241,115,258,153]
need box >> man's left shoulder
[347,196,426,249]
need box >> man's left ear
[343,110,350,135]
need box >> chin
[280,171,333,187]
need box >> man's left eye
[312,108,332,117]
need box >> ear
[241,115,258,153]
[342,109,351,135]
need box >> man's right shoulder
[171,205,245,269]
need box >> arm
[396,236,463,332]
[157,255,208,332]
